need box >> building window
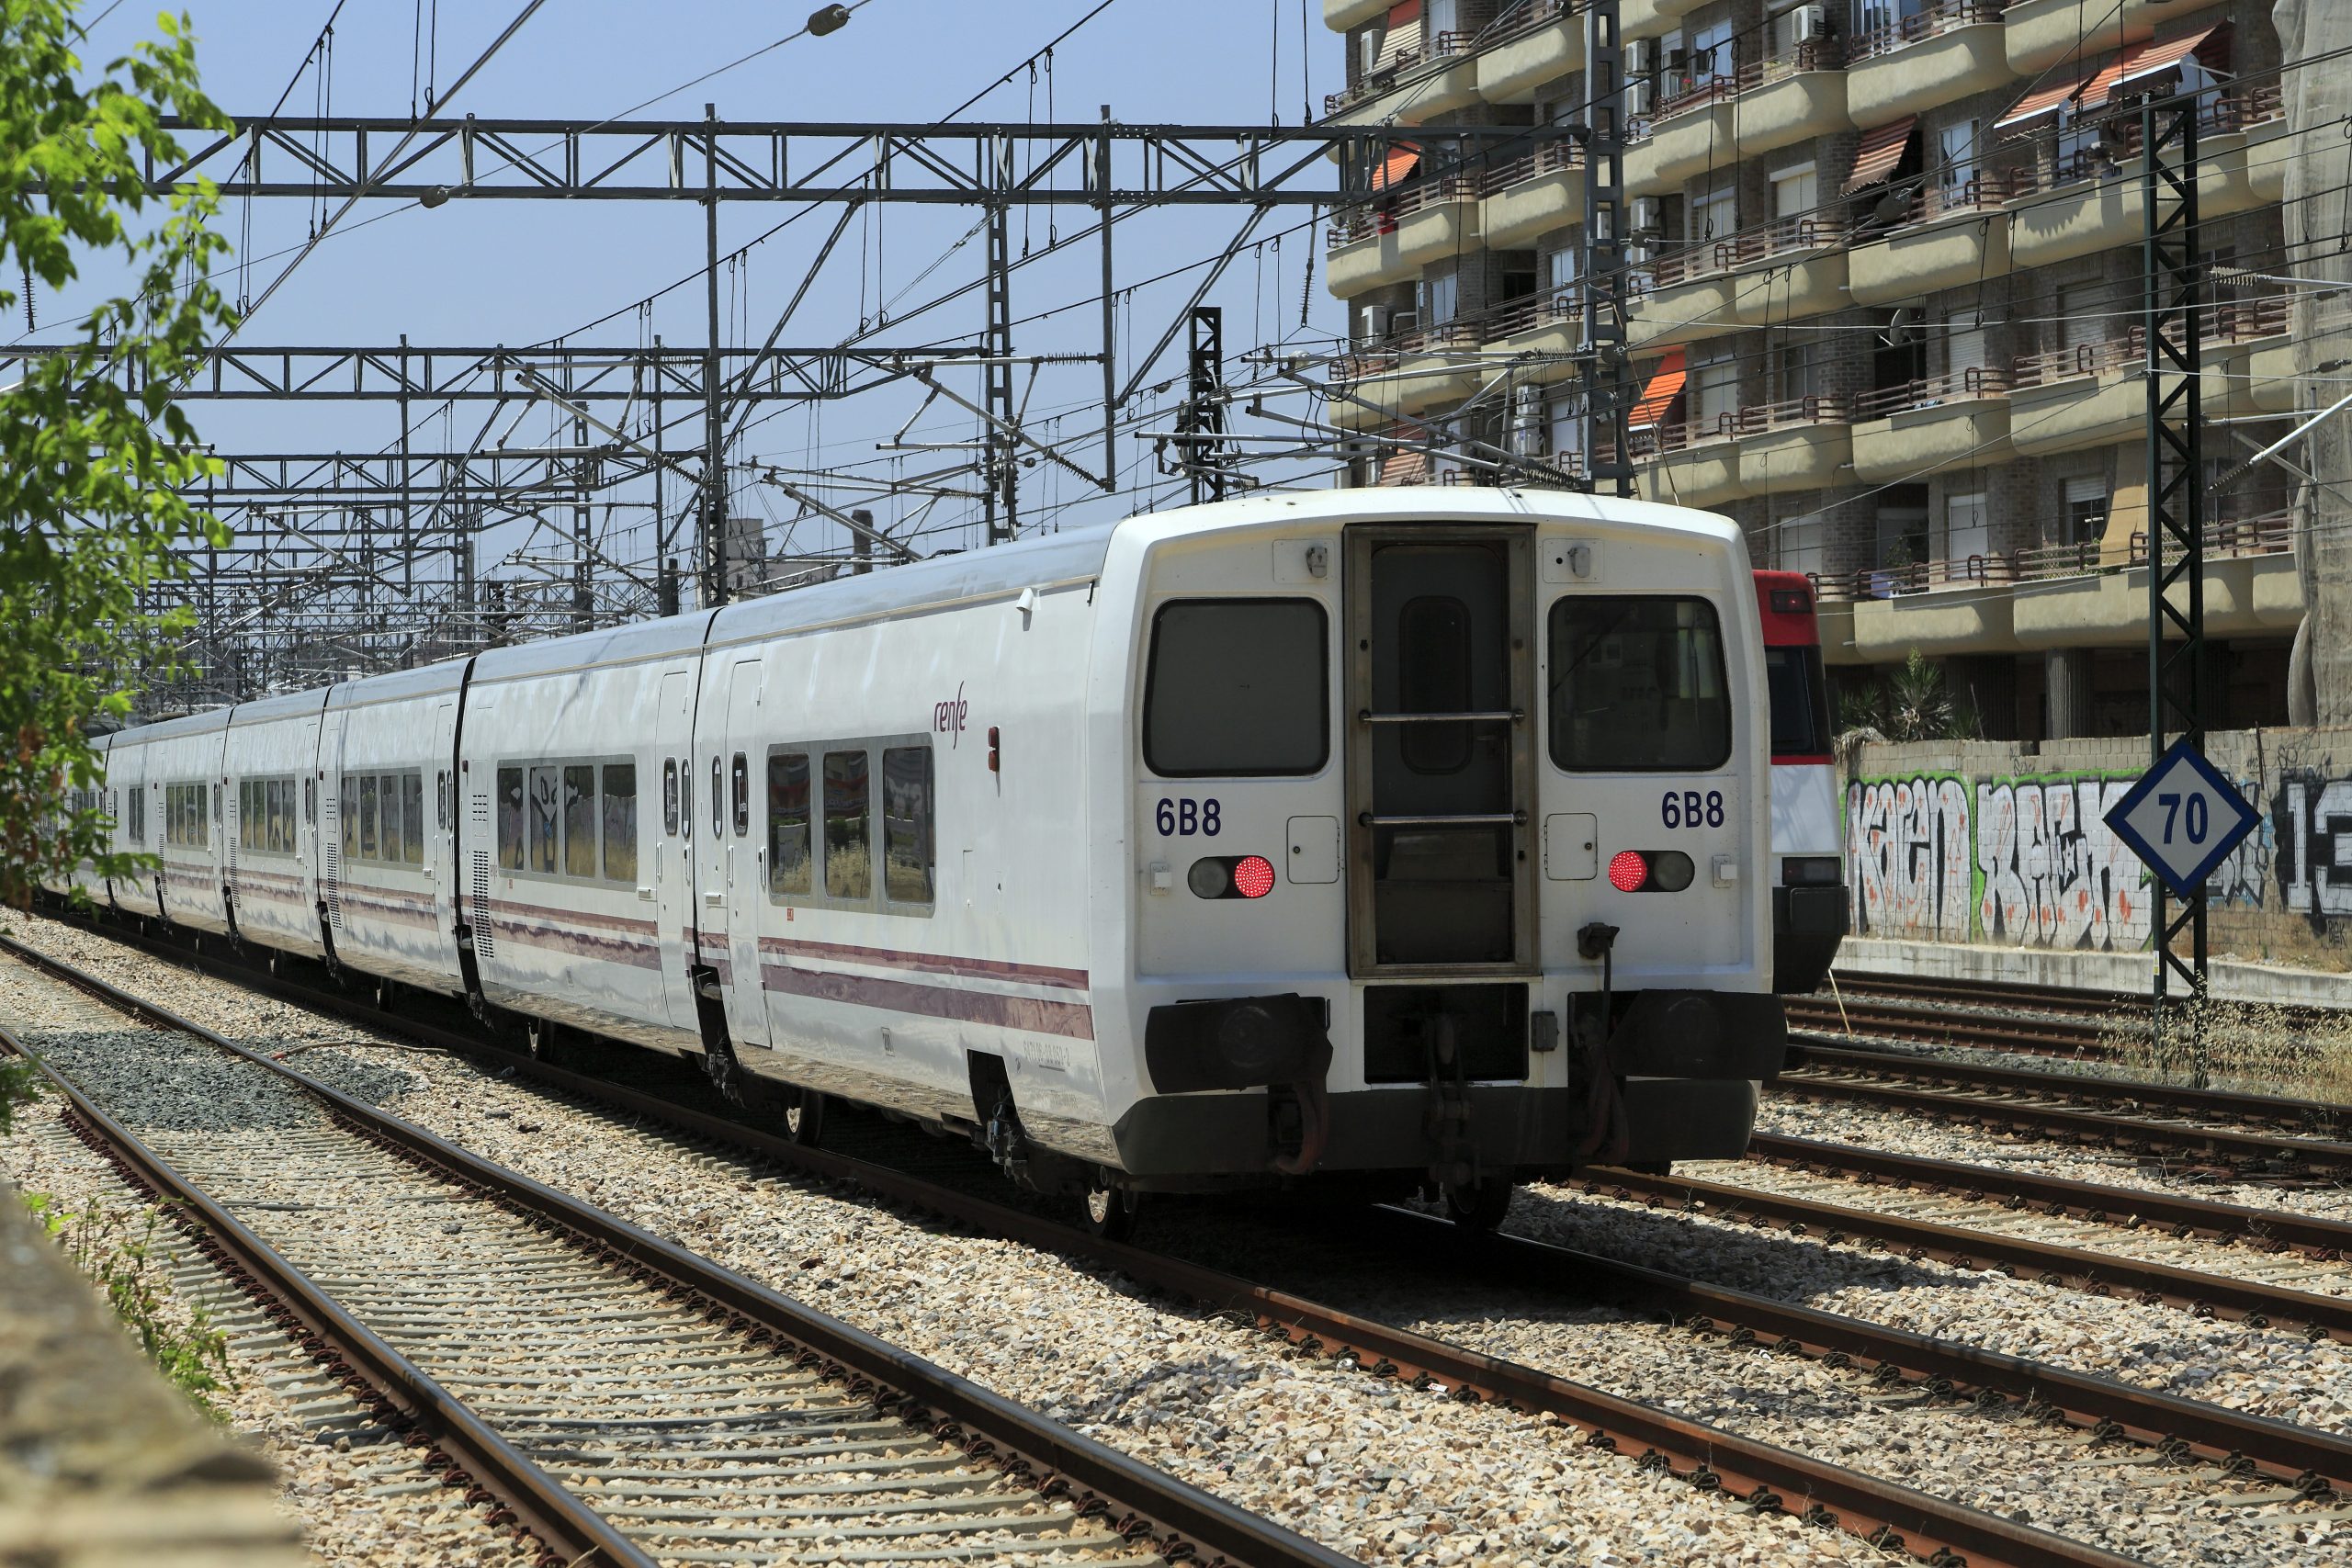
[1780,513,1826,576]
[2063,475,2109,547]
[1418,268,1457,328]
[1876,506,1928,572]
[1942,491,1990,564]
[1937,118,1978,193]
[1690,351,1740,435]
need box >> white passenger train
[58,489,1787,1233]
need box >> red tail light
[1608,851,1650,892]
[1231,855,1276,898]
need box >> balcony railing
[1485,0,1591,50]
[1728,215,1845,264]
[1323,29,1474,117]
[1479,140,1585,196]
[1653,72,1739,126]
[1738,393,1853,434]
[1872,170,2025,231]
[1327,174,1480,248]
[1643,238,1742,288]
[1750,39,1846,82]
[1849,2,2006,65]
[1482,284,1583,340]
[1649,411,1742,452]
[2020,85,2288,191]
[1856,367,2013,419]
[1810,511,2293,601]
[2011,298,2294,388]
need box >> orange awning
[1629,349,1686,430]
[1371,141,1421,193]
[1996,28,2219,129]
[1842,116,1917,195]
[1385,0,1421,27]
[1377,448,1429,487]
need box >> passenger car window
[528,766,561,874]
[881,746,934,907]
[358,774,379,859]
[1765,645,1829,760]
[662,759,679,837]
[766,751,811,897]
[601,763,637,884]
[1547,595,1732,772]
[1143,598,1329,777]
[403,774,424,864]
[379,774,402,864]
[563,764,598,877]
[822,750,872,898]
[496,766,526,870]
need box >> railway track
[0,953,1352,1568]
[1775,1043,2352,1177]
[15,918,2351,1564]
[1785,995,2118,1060]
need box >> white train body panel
[1769,763,1841,859]
[322,667,466,996]
[221,691,331,960]
[75,490,1784,1190]
[145,711,234,935]
[460,616,713,1050]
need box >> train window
[238,782,254,850]
[680,762,693,842]
[212,783,220,824]
[1765,645,1830,760]
[305,776,315,828]
[402,774,424,864]
[528,766,561,874]
[662,760,679,837]
[1547,595,1732,772]
[340,777,357,857]
[821,750,873,899]
[380,774,404,865]
[436,770,449,831]
[731,753,750,838]
[766,751,812,897]
[601,763,638,884]
[1398,596,1474,774]
[563,764,598,877]
[274,780,291,852]
[710,757,723,840]
[1142,599,1329,778]
[881,746,934,908]
[360,773,382,861]
[496,767,526,870]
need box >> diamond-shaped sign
[2103,739,2260,900]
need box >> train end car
[1071,488,1786,1222]
[1756,570,1846,993]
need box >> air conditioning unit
[1363,304,1393,338]
[1792,5,1827,44]
[1630,197,1665,240]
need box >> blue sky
[59,0,1352,600]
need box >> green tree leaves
[0,2,233,908]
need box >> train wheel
[780,1087,826,1147]
[1080,1179,1138,1244]
[1444,1179,1513,1235]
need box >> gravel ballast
[7,913,2350,1563]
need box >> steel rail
[0,1024,657,1568]
[1363,1207,2352,1498]
[1775,1046,2352,1172]
[1785,999,2115,1060]
[1747,1132,2352,1258]
[1822,974,2344,1033]
[1572,1165,2352,1343]
[0,934,1356,1568]
[1784,1043,2352,1133]
[6,919,2144,1568]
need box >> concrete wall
[1842,724,2352,969]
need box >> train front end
[1093,490,1784,1206]
[1756,570,1848,993]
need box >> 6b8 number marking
[1661,790,1724,829]
[1156,797,1221,836]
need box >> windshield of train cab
[1143,598,1329,776]
[1548,595,1732,771]
[1765,643,1830,760]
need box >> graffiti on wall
[2275,772,2352,928]
[1849,768,2276,950]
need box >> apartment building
[1318,0,2302,739]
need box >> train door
[720,660,773,1050]
[318,707,345,942]
[654,670,696,1030]
[1344,526,1538,978]
[428,701,459,947]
